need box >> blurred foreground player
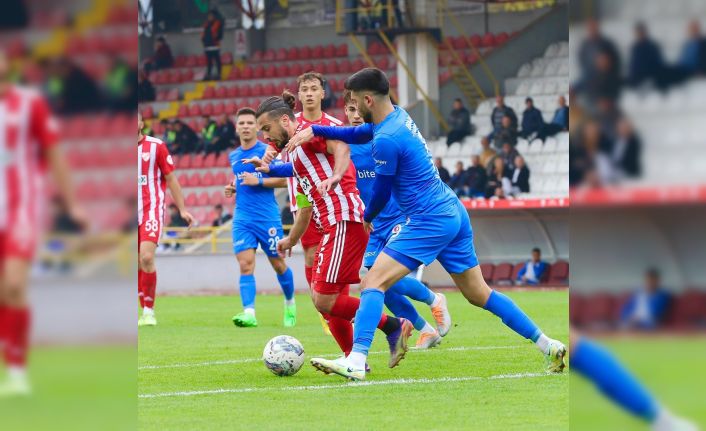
[0,50,84,396]
[137,112,193,326]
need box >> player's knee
[139,250,155,270]
[312,293,333,314]
[271,259,288,275]
[239,261,255,274]
[3,278,28,306]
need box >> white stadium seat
[447,142,462,157]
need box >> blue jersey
[349,142,405,232]
[229,142,281,223]
[373,106,458,215]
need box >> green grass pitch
[139,290,569,430]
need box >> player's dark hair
[255,90,296,120]
[646,267,660,279]
[342,89,353,105]
[344,68,389,96]
[297,71,324,87]
[532,247,541,254]
[236,107,256,119]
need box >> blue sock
[352,288,385,356]
[483,290,541,341]
[572,337,659,422]
[384,290,425,331]
[388,275,436,305]
[276,267,295,301]
[239,274,256,309]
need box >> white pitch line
[138,345,523,370]
[139,372,562,399]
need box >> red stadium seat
[209,190,223,206]
[324,60,338,74]
[389,74,398,89]
[298,46,311,59]
[221,52,233,64]
[276,64,289,77]
[335,43,348,57]
[176,155,191,170]
[226,102,238,115]
[215,153,230,168]
[228,67,240,80]
[286,46,299,60]
[197,55,207,66]
[197,192,210,206]
[226,86,239,98]
[177,173,189,187]
[251,50,263,62]
[191,154,205,169]
[185,192,197,207]
[481,32,496,48]
[215,86,227,98]
[479,263,495,283]
[377,56,389,70]
[312,45,324,58]
[241,66,253,80]
[470,34,482,47]
[275,48,287,61]
[338,59,352,73]
[569,294,586,326]
[213,102,225,116]
[252,83,264,96]
[202,86,216,99]
[263,49,275,62]
[290,62,303,77]
[201,171,215,186]
[352,58,366,71]
[452,36,466,50]
[547,261,569,285]
[188,104,202,117]
[239,84,252,97]
[496,32,509,45]
[491,263,513,285]
[214,171,228,185]
[264,64,276,78]
[181,69,194,82]
[323,44,335,58]
[667,291,706,328]
[582,293,616,326]
[187,172,201,187]
[511,262,525,282]
[202,103,214,116]
[312,61,326,73]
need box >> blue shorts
[363,216,407,269]
[232,220,283,258]
[384,199,478,274]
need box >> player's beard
[272,128,290,150]
[359,105,373,123]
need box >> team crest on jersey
[167,155,174,165]
[142,152,150,162]
[268,227,277,236]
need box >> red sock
[142,271,157,309]
[330,290,389,329]
[304,266,313,289]
[323,313,353,355]
[138,270,145,308]
[4,307,30,368]
[0,305,7,345]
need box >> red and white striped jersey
[290,120,364,230]
[282,111,344,213]
[0,85,58,231]
[137,135,174,226]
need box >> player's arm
[267,161,295,178]
[165,172,194,226]
[363,174,394,229]
[317,139,350,194]
[46,146,85,225]
[240,173,287,188]
[312,123,374,144]
[364,134,399,231]
[277,193,312,257]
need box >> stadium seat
[253,83,264,96]
[338,59,352,73]
[226,102,238,115]
[263,83,276,96]
[201,171,215,186]
[202,103,214,116]
[210,190,223,206]
[197,192,210,206]
[177,104,189,117]
[491,263,513,285]
[312,45,324,58]
[263,50,275,62]
[191,154,206,169]
[547,260,569,285]
[251,50,263,62]
[496,32,509,45]
[668,291,706,328]
[582,293,616,327]
[335,43,348,57]
[481,32,496,48]
[177,172,189,188]
[569,294,586,326]
[290,62,303,77]
[215,86,227,99]
[176,155,191,170]
[188,172,201,187]
[276,64,289,77]
[264,65,276,78]
[298,46,311,59]
[215,153,230,168]
[241,66,254,80]
[214,171,228,185]
[221,52,233,65]
[377,56,389,70]
[511,262,525,282]
[188,104,202,117]
[479,263,495,283]
[202,86,216,99]
[323,44,335,58]
[275,48,287,61]
[352,58,366,71]
[325,60,338,74]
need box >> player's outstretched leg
[571,333,699,431]
[384,289,440,349]
[232,249,258,327]
[269,257,296,327]
[452,265,566,372]
[0,258,32,397]
[138,241,158,327]
[387,274,451,336]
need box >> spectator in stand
[434,157,450,184]
[465,155,487,198]
[486,157,509,198]
[627,22,667,89]
[161,119,176,146]
[601,117,641,179]
[494,115,518,149]
[500,141,520,171]
[576,18,621,95]
[322,78,334,110]
[488,95,517,142]
[164,204,190,251]
[508,155,530,196]
[104,57,137,112]
[211,203,232,227]
[516,248,548,286]
[45,57,101,114]
[448,161,468,197]
[202,9,224,81]
[171,120,199,155]
[490,187,506,200]
[199,115,217,153]
[479,136,497,169]
[206,113,237,156]
[144,36,174,72]
[447,98,473,146]
[542,95,569,138]
[619,268,672,330]
[520,97,545,141]
[138,69,156,102]
[678,20,706,76]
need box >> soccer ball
[262,335,305,376]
